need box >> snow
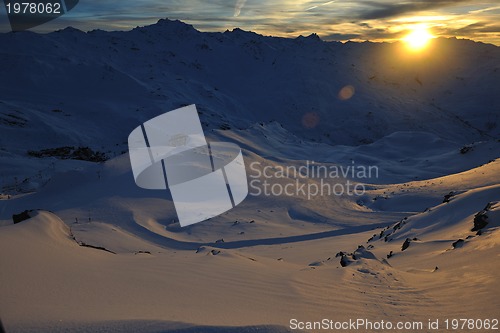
[0,19,499,332]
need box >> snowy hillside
[0,19,499,191]
[0,19,499,332]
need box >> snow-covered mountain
[0,19,499,332]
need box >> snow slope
[1,160,499,332]
[0,19,499,192]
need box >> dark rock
[219,123,231,130]
[401,238,411,251]
[27,146,107,162]
[472,204,491,231]
[79,242,116,254]
[309,261,323,267]
[443,191,455,203]
[134,251,151,255]
[452,239,465,249]
[340,255,351,267]
[353,246,377,260]
[460,145,473,154]
[12,210,33,224]
[472,212,489,231]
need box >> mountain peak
[306,33,321,41]
[224,27,260,37]
[295,33,322,42]
[154,18,197,31]
[132,18,198,35]
[54,26,84,34]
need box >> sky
[0,0,499,45]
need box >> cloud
[234,0,247,17]
[437,21,500,38]
[322,32,361,40]
[0,0,498,45]
[358,0,472,20]
[305,0,337,12]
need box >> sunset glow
[404,26,434,51]
[0,1,498,45]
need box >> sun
[403,26,433,51]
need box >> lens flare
[302,112,320,129]
[338,85,355,101]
